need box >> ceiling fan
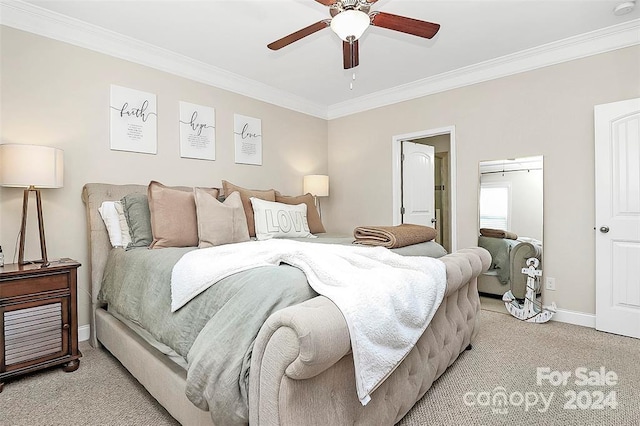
[267,0,440,70]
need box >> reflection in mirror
[479,156,543,241]
[477,156,543,302]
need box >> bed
[82,182,490,425]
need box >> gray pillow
[121,193,152,249]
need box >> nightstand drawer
[0,273,69,299]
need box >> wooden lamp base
[18,186,49,267]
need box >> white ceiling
[7,0,640,117]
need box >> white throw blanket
[171,239,446,405]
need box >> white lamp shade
[304,175,329,197]
[0,144,64,188]
[330,10,370,41]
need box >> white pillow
[98,201,132,248]
[250,197,316,240]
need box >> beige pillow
[148,181,219,248]
[275,193,326,234]
[222,180,275,237]
[195,190,250,248]
[113,202,132,247]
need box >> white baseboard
[551,308,596,328]
[78,324,91,342]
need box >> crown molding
[0,0,329,119]
[327,18,640,119]
[2,1,638,121]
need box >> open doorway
[392,126,456,253]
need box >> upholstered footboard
[249,247,490,425]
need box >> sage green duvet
[99,247,317,425]
[98,238,447,425]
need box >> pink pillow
[148,181,219,248]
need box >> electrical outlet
[545,277,556,291]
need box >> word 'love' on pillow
[250,197,316,240]
[275,193,326,234]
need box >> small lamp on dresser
[303,174,329,218]
[0,144,64,266]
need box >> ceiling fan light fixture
[330,9,370,41]
[613,1,635,15]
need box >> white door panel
[612,242,640,308]
[595,97,640,339]
[402,142,435,227]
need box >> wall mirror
[477,156,543,299]
[478,156,543,240]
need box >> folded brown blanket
[479,228,518,240]
[353,224,437,249]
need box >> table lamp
[303,174,329,218]
[0,144,64,266]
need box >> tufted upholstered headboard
[82,183,148,347]
[82,182,225,346]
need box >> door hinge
[401,153,405,162]
[401,207,405,215]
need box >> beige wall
[0,27,328,328]
[326,45,640,314]
[3,24,638,325]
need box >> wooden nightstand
[0,259,82,392]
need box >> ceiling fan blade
[371,12,440,39]
[343,39,359,69]
[315,0,337,5]
[268,21,329,50]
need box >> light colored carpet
[1,309,638,426]
[397,308,639,425]
[0,341,179,426]
[479,294,510,315]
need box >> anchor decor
[502,257,556,323]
